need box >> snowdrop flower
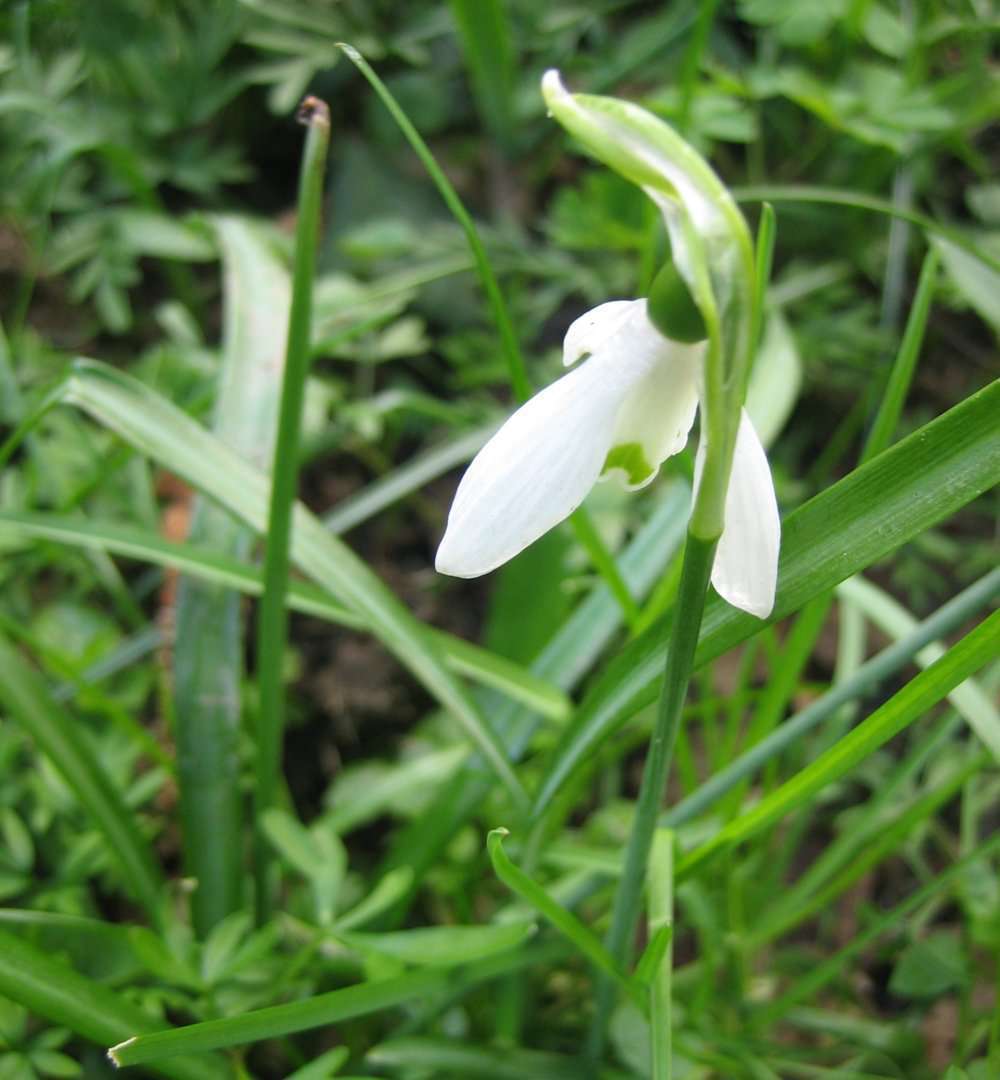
[434,297,779,618]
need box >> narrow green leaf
[338,44,530,402]
[862,245,939,461]
[254,98,332,921]
[0,633,164,927]
[58,359,528,809]
[449,0,515,148]
[646,829,674,1080]
[0,930,225,1080]
[679,608,1000,878]
[486,829,641,1007]
[109,969,450,1066]
[533,378,1000,814]
[734,184,1000,275]
[176,216,292,935]
[0,510,570,722]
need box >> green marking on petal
[602,442,654,487]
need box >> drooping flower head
[435,72,780,619]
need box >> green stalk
[590,532,716,1056]
[254,98,330,924]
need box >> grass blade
[0,510,570,722]
[338,44,531,402]
[0,632,165,928]
[254,98,330,922]
[487,828,641,1007]
[734,185,1000,275]
[862,246,940,461]
[109,969,450,1066]
[175,217,293,935]
[679,608,1000,878]
[57,361,528,809]
[0,930,226,1080]
[449,0,515,150]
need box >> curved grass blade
[533,378,1000,815]
[679,608,1000,879]
[56,361,527,808]
[0,930,226,1080]
[661,567,1000,829]
[0,632,165,928]
[0,510,570,722]
[338,43,530,402]
[734,184,1000,274]
[487,829,642,1008]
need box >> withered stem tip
[296,95,330,128]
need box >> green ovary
[602,442,653,486]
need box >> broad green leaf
[534,378,1000,815]
[889,932,969,999]
[57,359,526,807]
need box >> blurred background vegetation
[0,1,997,1077]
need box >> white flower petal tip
[710,410,780,620]
[434,350,638,579]
[541,69,568,108]
[562,300,638,366]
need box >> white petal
[710,410,780,619]
[603,335,702,490]
[436,348,652,578]
[562,300,638,367]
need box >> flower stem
[253,98,330,925]
[589,531,716,1057]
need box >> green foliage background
[0,1,997,1078]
